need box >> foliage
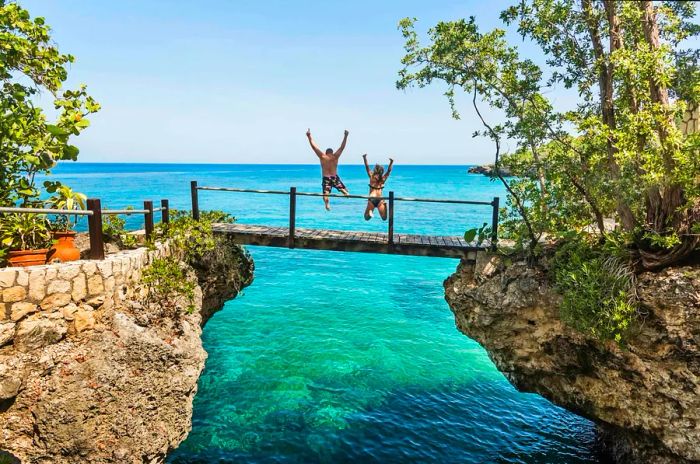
[397,1,700,270]
[45,181,87,230]
[1,2,100,207]
[0,213,52,251]
[156,209,235,261]
[143,257,197,314]
[464,222,493,246]
[552,239,638,343]
[141,210,235,314]
[101,207,139,249]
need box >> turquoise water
[49,163,598,463]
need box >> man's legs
[333,175,349,196]
[322,177,331,211]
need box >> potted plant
[45,182,87,263]
[0,213,53,267]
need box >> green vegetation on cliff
[398,0,700,341]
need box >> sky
[12,1,668,165]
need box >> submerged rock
[444,252,700,463]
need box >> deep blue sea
[48,163,598,463]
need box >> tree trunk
[581,0,636,231]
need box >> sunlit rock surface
[0,235,253,463]
[445,252,700,463]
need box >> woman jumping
[362,154,394,221]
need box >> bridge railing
[0,199,170,260]
[190,181,499,250]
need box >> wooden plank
[212,222,484,259]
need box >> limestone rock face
[444,253,700,464]
[0,237,253,463]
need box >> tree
[0,1,100,206]
[398,0,700,270]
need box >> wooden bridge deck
[213,223,487,259]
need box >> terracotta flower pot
[8,249,49,267]
[48,230,81,263]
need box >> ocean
[48,163,598,463]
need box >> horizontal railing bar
[197,186,492,205]
[295,192,389,200]
[0,207,93,216]
[394,197,494,205]
[102,209,149,214]
[198,186,290,195]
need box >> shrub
[142,210,235,314]
[552,239,638,344]
[142,257,196,314]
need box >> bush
[142,210,235,314]
[156,209,234,261]
[143,257,197,314]
[552,239,638,344]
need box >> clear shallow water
[48,163,598,463]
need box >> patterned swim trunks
[322,175,347,194]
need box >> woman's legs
[377,201,388,220]
[364,200,375,220]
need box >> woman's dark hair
[372,164,385,179]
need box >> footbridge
[191,181,499,260]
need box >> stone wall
[1,243,171,349]
[0,237,254,463]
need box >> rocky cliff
[0,235,253,463]
[444,252,700,463]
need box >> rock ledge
[444,252,700,463]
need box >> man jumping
[306,128,349,210]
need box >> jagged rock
[467,164,514,177]
[0,235,254,463]
[0,372,21,400]
[14,318,68,352]
[444,252,700,464]
[0,322,14,347]
[73,309,95,333]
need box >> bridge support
[388,191,395,244]
[491,197,500,251]
[191,180,200,220]
[289,186,296,248]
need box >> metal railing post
[491,197,500,251]
[388,191,395,244]
[289,187,296,248]
[191,181,200,220]
[87,198,104,260]
[144,200,154,241]
[161,199,169,224]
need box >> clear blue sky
[17,0,688,165]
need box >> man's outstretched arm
[306,128,324,157]
[335,130,349,157]
[362,154,371,176]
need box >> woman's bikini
[368,178,385,207]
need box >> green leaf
[46,125,69,136]
[464,229,477,243]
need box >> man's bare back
[306,128,350,210]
